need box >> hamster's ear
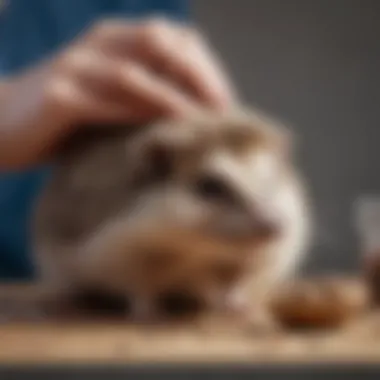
[127,118,203,186]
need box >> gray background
[191,0,380,274]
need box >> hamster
[31,108,312,326]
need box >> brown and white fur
[31,108,311,326]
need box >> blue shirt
[0,0,188,279]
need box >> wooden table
[0,284,380,365]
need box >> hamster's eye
[193,175,234,202]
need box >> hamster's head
[127,109,295,245]
[85,109,298,318]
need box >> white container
[354,195,380,305]
[354,196,380,256]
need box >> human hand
[0,17,235,168]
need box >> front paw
[243,308,282,336]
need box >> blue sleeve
[161,0,190,21]
[0,0,191,76]
[155,0,190,20]
[118,0,190,22]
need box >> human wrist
[0,74,69,170]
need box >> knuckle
[116,60,138,83]
[146,16,170,32]
[90,19,114,40]
[56,50,76,73]
[51,55,71,79]
[44,76,72,107]
[141,17,171,43]
[57,47,95,77]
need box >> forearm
[0,76,64,171]
[0,79,24,170]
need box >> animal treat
[270,276,369,329]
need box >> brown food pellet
[271,277,369,330]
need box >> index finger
[86,18,236,110]
[135,22,236,110]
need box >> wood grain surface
[0,283,380,365]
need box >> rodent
[31,108,312,327]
